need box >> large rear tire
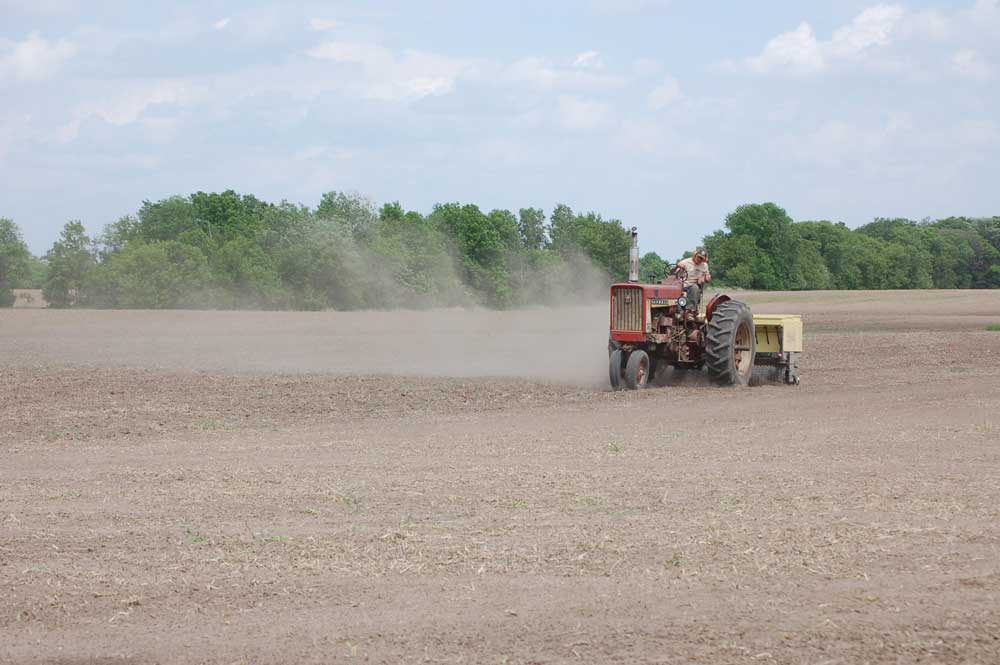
[609,349,624,390]
[624,350,651,390]
[705,301,755,386]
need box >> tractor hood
[609,280,685,342]
[610,281,684,301]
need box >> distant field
[2,290,999,663]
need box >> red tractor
[608,228,757,390]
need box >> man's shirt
[677,257,710,287]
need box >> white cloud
[647,75,682,110]
[309,18,340,32]
[746,21,825,75]
[744,4,905,75]
[556,95,610,131]
[308,41,474,101]
[573,50,604,69]
[0,31,76,81]
[952,49,993,80]
[503,56,624,92]
[79,79,206,126]
[213,18,231,31]
[901,9,952,40]
[308,41,386,65]
[828,4,904,58]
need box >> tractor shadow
[653,366,714,388]
[652,366,786,388]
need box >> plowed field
[2,290,999,664]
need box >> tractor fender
[705,294,731,322]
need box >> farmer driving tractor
[670,247,711,310]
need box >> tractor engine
[609,281,705,367]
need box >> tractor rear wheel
[624,350,651,390]
[609,349,624,390]
[705,301,755,386]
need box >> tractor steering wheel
[670,265,688,284]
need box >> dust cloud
[3,244,619,386]
[0,305,612,386]
[5,289,995,389]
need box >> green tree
[274,221,372,310]
[97,215,141,260]
[857,218,934,288]
[212,236,283,307]
[102,241,211,308]
[428,203,516,306]
[0,219,32,306]
[703,231,781,289]
[135,196,199,242]
[43,221,96,307]
[317,191,379,242]
[370,204,467,306]
[549,204,630,280]
[639,251,668,282]
[517,208,546,250]
[718,203,798,288]
[191,190,270,242]
[23,256,48,289]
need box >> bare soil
[2,290,999,664]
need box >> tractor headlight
[677,296,688,309]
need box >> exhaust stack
[628,226,639,283]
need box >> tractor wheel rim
[638,357,648,385]
[734,322,752,376]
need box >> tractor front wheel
[624,350,651,390]
[609,349,624,390]
[705,301,755,386]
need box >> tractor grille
[611,286,643,332]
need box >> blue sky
[2,0,998,259]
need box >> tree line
[0,192,629,309]
[699,203,1000,290]
[1,196,997,309]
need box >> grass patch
[719,495,744,512]
[183,524,206,544]
[663,550,684,568]
[194,417,226,431]
[986,324,1000,332]
[257,534,289,544]
[576,495,608,510]
[338,490,364,514]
